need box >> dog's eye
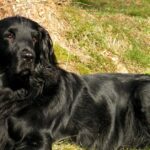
[31,31,39,44]
[5,32,15,41]
[8,33,14,38]
[32,36,38,43]
[32,37,37,43]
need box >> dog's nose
[21,49,34,60]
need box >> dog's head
[0,16,57,79]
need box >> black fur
[0,16,150,150]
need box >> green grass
[53,140,84,150]
[72,0,150,18]
[54,43,94,74]
[125,48,150,68]
[62,3,150,73]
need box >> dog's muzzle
[18,48,35,76]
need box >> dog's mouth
[17,64,34,77]
[17,60,35,76]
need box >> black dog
[0,16,150,150]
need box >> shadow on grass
[72,0,150,18]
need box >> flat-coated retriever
[0,16,150,150]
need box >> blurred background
[0,0,150,149]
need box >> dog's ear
[38,27,57,66]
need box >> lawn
[55,0,149,74]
